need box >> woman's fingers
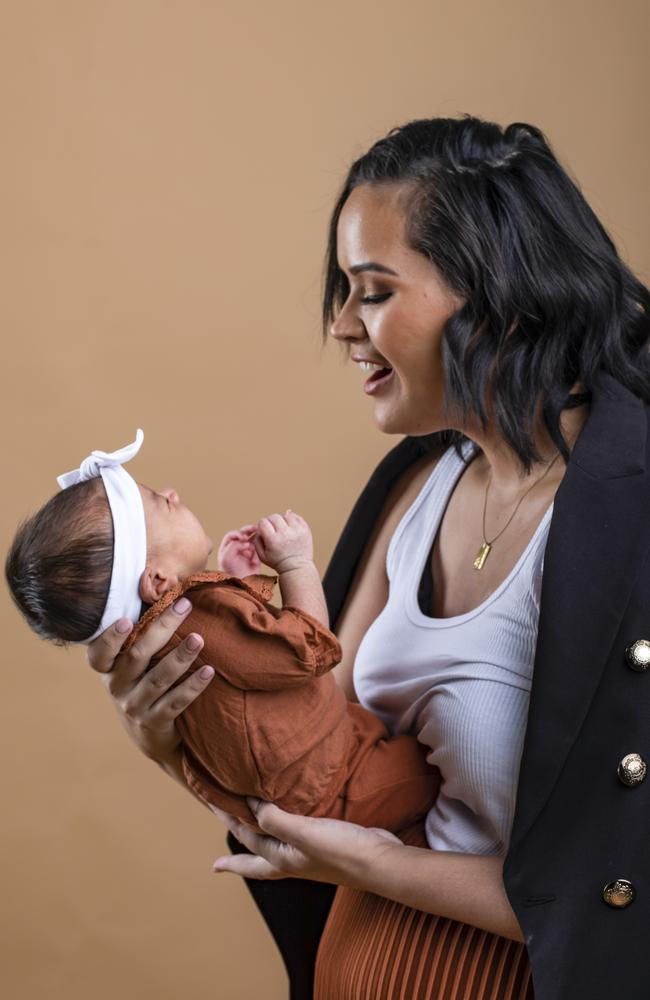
[213,853,290,880]
[214,801,318,865]
[85,591,211,764]
[118,629,206,713]
[142,657,215,724]
[86,618,134,674]
[211,804,299,877]
[247,800,313,849]
[106,598,195,690]
[210,800,403,886]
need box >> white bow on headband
[57,429,147,643]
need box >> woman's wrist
[154,743,190,787]
[129,717,182,767]
[354,839,410,894]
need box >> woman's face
[330,183,465,436]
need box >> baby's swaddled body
[126,570,441,834]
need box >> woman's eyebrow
[348,262,400,277]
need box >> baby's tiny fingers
[237,524,258,537]
[220,530,244,544]
[219,538,241,553]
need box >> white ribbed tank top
[353,439,553,856]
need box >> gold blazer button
[625,639,650,672]
[617,753,647,786]
[603,879,636,908]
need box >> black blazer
[227,367,650,1000]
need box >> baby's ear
[139,567,175,603]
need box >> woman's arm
[367,840,523,943]
[212,800,525,943]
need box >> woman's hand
[86,598,215,777]
[211,798,402,890]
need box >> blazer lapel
[507,368,648,855]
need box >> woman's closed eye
[360,292,392,305]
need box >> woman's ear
[139,566,177,603]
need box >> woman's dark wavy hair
[322,115,650,473]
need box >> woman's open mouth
[363,366,394,395]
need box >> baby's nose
[160,487,180,505]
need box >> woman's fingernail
[246,797,261,813]
[115,619,132,634]
[173,597,192,614]
[199,665,214,680]
[186,633,202,651]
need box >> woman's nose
[329,303,366,344]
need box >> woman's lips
[363,368,394,395]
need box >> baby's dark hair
[5,479,114,645]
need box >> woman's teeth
[359,361,391,373]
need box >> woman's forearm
[361,842,524,943]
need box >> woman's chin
[369,399,392,428]
[371,393,445,437]
[371,404,412,436]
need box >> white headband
[57,429,147,643]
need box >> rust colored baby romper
[125,571,441,835]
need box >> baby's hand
[217,524,263,577]
[253,510,314,573]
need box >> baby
[6,431,440,835]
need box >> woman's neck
[463,380,591,503]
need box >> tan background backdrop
[1,1,648,997]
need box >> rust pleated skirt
[314,822,533,1000]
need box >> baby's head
[5,430,212,645]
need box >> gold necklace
[473,451,561,570]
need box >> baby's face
[138,484,213,580]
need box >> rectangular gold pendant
[473,541,492,570]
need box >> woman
[88,116,650,999]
